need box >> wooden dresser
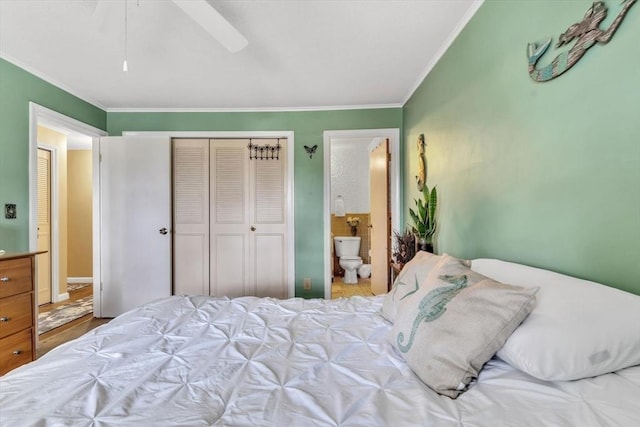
[0,252,38,375]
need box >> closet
[173,138,289,298]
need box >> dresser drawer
[0,328,33,375]
[0,293,34,339]
[0,257,33,298]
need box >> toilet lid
[341,256,362,261]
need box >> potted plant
[409,185,437,253]
[392,229,416,266]
[346,216,361,236]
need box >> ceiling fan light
[123,60,128,72]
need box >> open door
[98,136,172,317]
[369,139,390,295]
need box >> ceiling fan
[87,0,248,54]
[170,0,248,53]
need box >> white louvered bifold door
[36,148,52,305]
[210,139,251,297]
[173,139,210,295]
[250,138,287,298]
[208,138,289,298]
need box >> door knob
[250,226,256,231]
[159,228,168,235]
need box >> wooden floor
[37,284,110,358]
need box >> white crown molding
[2,53,401,113]
[106,103,403,113]
[402,0,485,105]
[1,53,107,111]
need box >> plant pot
[416,237,433,253]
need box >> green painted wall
[403,0,640,294]
[107,109,402,297]
[0,58,107,250]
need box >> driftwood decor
[415,134,426,191]
[527,0,636,82]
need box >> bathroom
[330,137,374,297]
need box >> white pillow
[471,258,640,381]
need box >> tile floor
[331,277,373,299]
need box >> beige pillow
[381,251,442,322]
[392,254,538,398]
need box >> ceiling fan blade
[83,0,115,35]
[171,0,248,53]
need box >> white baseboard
[54,292,69,303]
[67,277,93,283]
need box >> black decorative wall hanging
[248,140,281,160]
[304,144,318,159]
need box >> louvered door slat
[174,146,207,224]
[37,155,50,225]
[255,158,284,223]
[214,147,245,224]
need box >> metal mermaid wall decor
[527,0,637,82]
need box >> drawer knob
[12,350,22,356]
[0,316,9,322]
[0,277,9,282]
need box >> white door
[250,139,288,298]
[173,139,210,296]
[209,138,288,298]
[99,136,172,317]
[36,148,52,305]
[370,139,389,295]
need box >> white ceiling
[0,0,481,111]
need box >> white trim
[67,277,93,283]
[56,292,70,302]
[36,144,60,304]
[125,130,296,299]
[28,103,108,319]
[402,0,484,105]
[108,104,402,113]
[2,54,106,110]
[92,138,102,317]
[323,128,401,299]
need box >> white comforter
[1,295,639,426]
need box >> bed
[1,254,639,426]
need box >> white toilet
[334,236,362,284]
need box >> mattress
[1,295,639,426]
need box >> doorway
[323,129,400,299]
[28,103,107,338]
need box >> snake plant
[409,185,437,243]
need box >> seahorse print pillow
[381,251,442,322]
[391,254,538,398]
